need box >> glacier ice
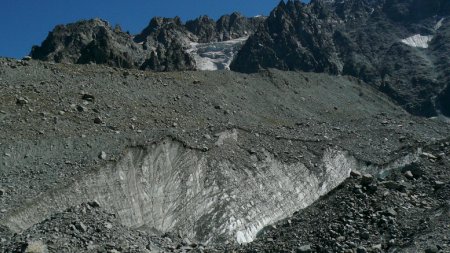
[187,37,248,71]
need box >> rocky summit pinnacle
[30,19,146,69]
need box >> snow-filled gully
[2,134,419,245]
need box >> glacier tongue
[187,37,248,71]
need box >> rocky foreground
[0,58,449,252]
[230,140,450,253]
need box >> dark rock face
[231,1,342,74]
[31,18,195,72]
[186,12,265,43]
[31,14,263,72]
[31,19,146,68]
[231,0,450,117]
[135,17,197,71]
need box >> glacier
[187,37,248,71]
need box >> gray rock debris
[98,151,107,160]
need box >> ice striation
[2,136,419,245]
[187,37,248,71]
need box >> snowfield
[401,34,433,48]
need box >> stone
[74,221,87,232]
[24,241,48,253]
[183,238,192,246]
[0,188,4,196]
[104,222,113,229]
[401,163,424,178]
[361,174,373,186]
[366,184,378,193]
[385,208,397,217]
[433,181,445,189]
[105,242,116,248]
[76,105,86,112]
[425,246,439,253]
[22,56,32,61]
[98,151,107,160]
[382,181,406,192]
[404,170,414,180]
[360,231,370,240]
[94,117,103,124]
[350,170,362,178]
[337,236,346,242]
[356,247,367,253]
[16,97,29,106]
[421,152,437,160]
[296,245,312,253]
[82,94,95,102]
[88,200,101,208]
[371,244,382,250]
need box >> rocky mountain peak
[28,0,450,117]
[30,18,145,68]
[30,12,264,72]
[134,16,185,43]
[231,0,450,117]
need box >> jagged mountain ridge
[31,13,265,71]
[30,0,450,117]
[30,19,148,69]
[231,0,450,117]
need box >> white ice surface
[401,34,433,48]
[186,36,248,71]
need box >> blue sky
[0,0,310,58]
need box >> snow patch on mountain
[435,18,445,30]
[187,37,248,71]
[401,34,433,48]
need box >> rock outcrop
[186,12,265,43]
[135,17,197,71]
[30,19,147,69]
[231,0,450,117]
